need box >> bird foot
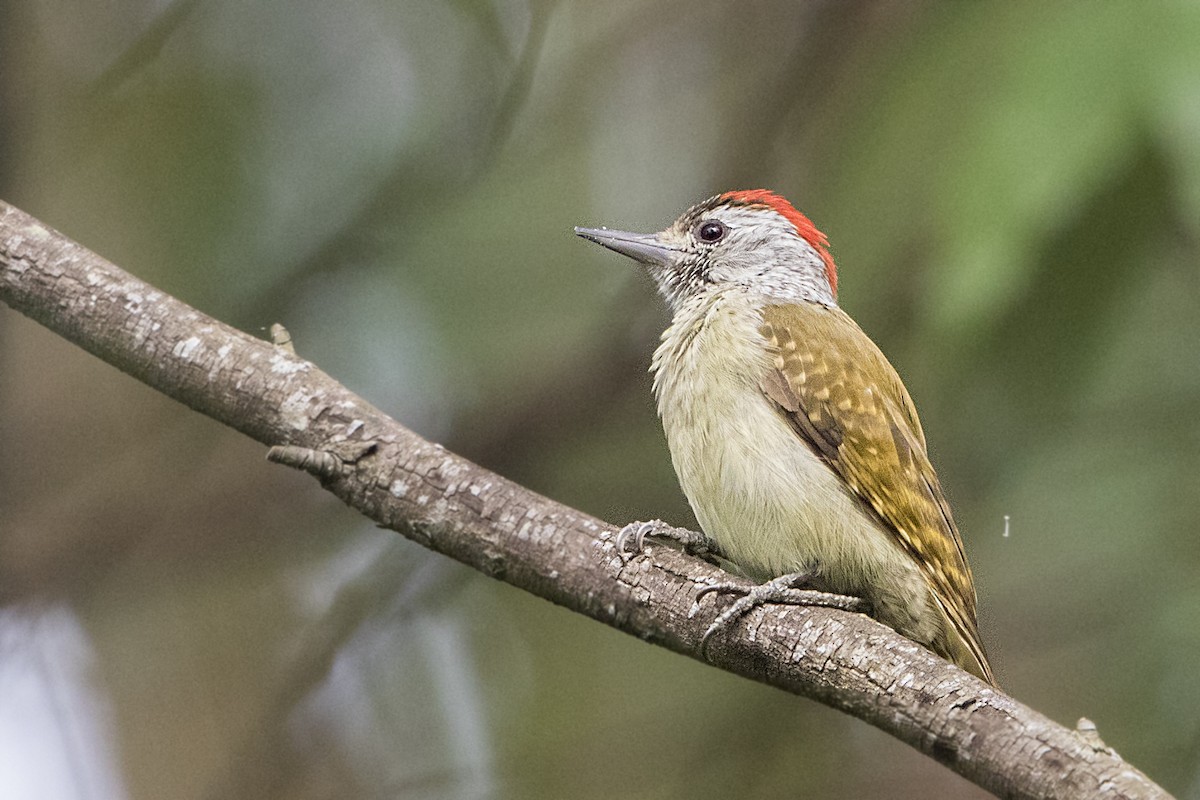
[692,572,864,656]
[614,519,721,562]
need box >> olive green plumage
[760,303,993,683]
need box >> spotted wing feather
[759,303,994,684]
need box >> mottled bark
[0,200,1171,800]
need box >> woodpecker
[576,190,995,684]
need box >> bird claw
[693,572,864,657]
[613,520,719,562]
[614,520,661,558]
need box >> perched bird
[575,190,995,684]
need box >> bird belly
[652,294,938,643]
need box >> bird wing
[758,302,993,683]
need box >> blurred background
[2,2,1199,798]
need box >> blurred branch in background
[220,0,556,325]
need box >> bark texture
[0,199,1171,800]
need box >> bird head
[576,190,837,311]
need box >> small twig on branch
[0,200,1171,800]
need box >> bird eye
[695,220,726,243]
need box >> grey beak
[574,226,676,266]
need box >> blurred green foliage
[2,2,1198,798]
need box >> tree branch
[0,200,1170,799]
